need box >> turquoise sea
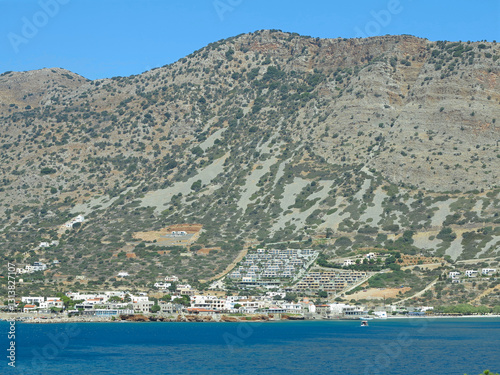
[2,318,500,375]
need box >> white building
[165,276,179,282]
[465,270,478,278]
[132,294,150,303]
[329,303,350,315]
[85,298,105,305]
[22,296,44,305]
[482,268,496,276]
[373,311,387,319]
[449,271,461,279]
[265,291,286,299]
[39,240,59,248]
[23,305,38,313]
[283,303,302,313]
[40,299,64,309]
[133,300,154,313]
[304,302,316,313]
[64,214,85,228]
[25,262,47,273]
[117,272,129,277]
[154,282,172,290]
[343,259,354,267]
[239,299,262,313]
[67,292,107,301]
[105,291,126,299]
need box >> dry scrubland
[0,31,498,303]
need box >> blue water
[2,318,500,375]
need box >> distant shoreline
[2,314,500,324]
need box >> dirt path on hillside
[471,284,500,304]
[394,277,439,304]
[200,247,248,283]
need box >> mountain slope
[0,31,499,290]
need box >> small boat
[359,316,373,320]
[361,320,369,327]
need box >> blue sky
[1,0,498,79]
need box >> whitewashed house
[329,303,350,315]
[154,282,172,290]
[373,311,387,319]
[482,268,496,276]
[283,303,302,313]
[304,302,316,313]
[133,300,154,313]
[40,299,64,309]
[131,294,150,303]
[25,262,47,273]
[22,296,44,305]
[64,215,85,228]
[465,270,478,278]
[23,305,37,313]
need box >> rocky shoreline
[3,313,309,323]
[3,313,500,324]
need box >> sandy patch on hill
[133,224,202,245]
[349,287,412,300]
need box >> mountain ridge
[0,30,499,292]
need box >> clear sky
[1,0,498,80]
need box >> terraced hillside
[0,30,499,292]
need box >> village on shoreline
[5,247,499,325]
[3,276,499,325]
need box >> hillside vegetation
[0,30,499,293]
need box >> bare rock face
[2,32,496,195]
[120,314,150,322]
[0,31,499,285]
[221,315,240,322]
[282,314,304,320]
[250,315,269,321]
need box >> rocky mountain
[0,30,499,291]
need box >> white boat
[359,316,373,320]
